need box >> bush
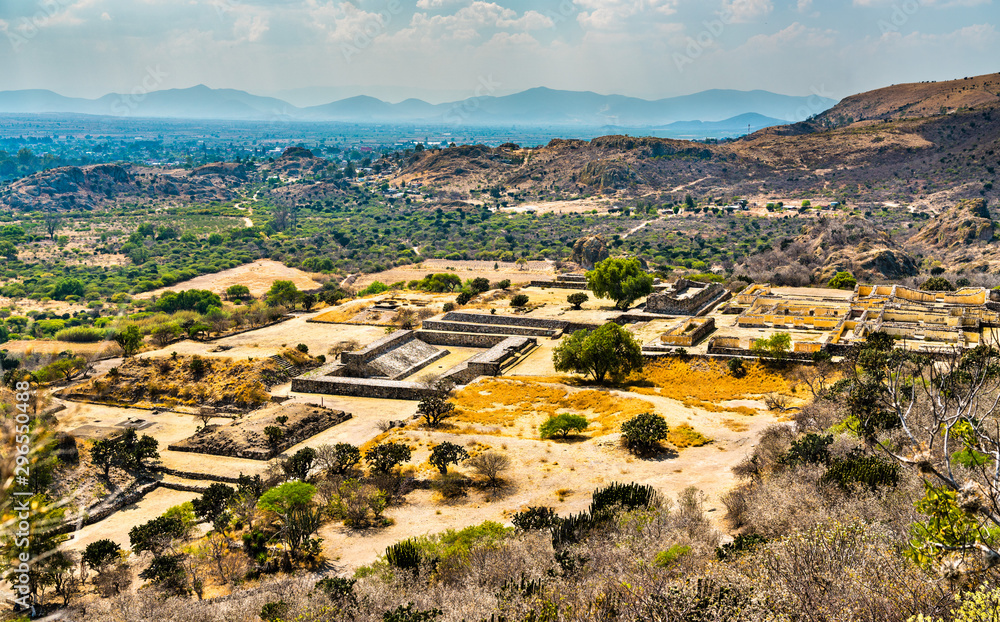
[431,472,470,499]
[155,289,222,314]
[828,271,857,290]
[919,276,954,292]
[779,433,833,467]
[539,413,589,439]
[621,412,669,454]
[654,544,691,567]
[442,302,455,313]
[821,449,899,491]
[359,281,389,297]
[470,277,491,293]
[510,294,529,307]
[716,533,767,561]
[567,292,589,309]
[497,279,511,290]
[55,326,106,343]
[512,506,559,531]
[295,343,309,353]
[456,291,473,305]
[727,358,746,378]
[466,451,510,489]
[589,482,657,515]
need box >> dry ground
[137,259,324,299]
[498,198,614,215]
[350,259,557,290]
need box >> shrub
[727,358,746,378]
[919,276,954,292]
[456,291,473,305]
[621,412,669,454]
[365,442,412,474]
[55,326,106,343]
[385,540,421,573]
[431,472,470,499]
[779,433,833,467]
[510,294,529,307]
[589,482,657,515]
[359,281,389,297]
[296,343,309,353]
[497,279,511,290]
[821,449,899,491]
[470,277,490,293]
[155,289,222,314]
[716,533,767,561]
[828,271,857,290]
[567,292,589,309]
[442,302,455,313]
[428,441,469,475]
[512,506,559,531]
[539,413,589,439]
[466,451,510,489]
[654,544,691,567]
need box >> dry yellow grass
[667,424,712,448]
[630,359,793,413]
[312,300,375,324]
[722,419,751,432]
[450,378,655,438]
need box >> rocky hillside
[0,161,249,212]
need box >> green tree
[751,332,792,360]
[225,284,251,300]
[282,447,317,481]
[82,539,122,575]
[191,483,236,526]
[267,280,300,308]
[365,442,412,474]
[264,425,284,457]
[920,277,954,292]
[112,325,143,357]
[51,278,84,300]
[155,289,222,314]
[621,412,669,454]
[586,257,654,310]
[553,323,643,383]
[129,515,187,554]
[539,414,589,439]
[429,441,469,475]
[0,240,16,260]
[416,381,456,427]
[567,292,589,309]
[317,443,362,476]
[828,271,857,290]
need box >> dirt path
[672,176,711,193]
[622,219,657,239]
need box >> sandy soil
[499,198,613,215]
[137,259,324,299]
[351,259,556,290]
[0,340,122,357]
[64,487,201,553]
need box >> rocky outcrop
[571,235,610,269]
[912,199,995,249]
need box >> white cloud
[742,22,836,51]
[797,0,813,12]
[721,0,774,23]
[415,0,467,8]
[574,0,679,30]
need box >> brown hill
[912,198,994,249]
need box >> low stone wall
[529,280,587,289]
[422,320,556,337]
[342,330,415,366]
[442,312,568,331]
[291,376,435,400]
[646,282,730,316]
[416,331,510,348]
[441,337,536,384]
[52,479,161,536]
[660,318,715,346]
[157,467,241,484]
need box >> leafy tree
[316,443,362,476]
[567,292,589,309]
[225,284,251,300]
[90,428,158,476]
[266,280,300,308]
[139,554,188,596]
[429,441,469,475]
[129,515,187,554]
[470,277,491,293]
[416,381,456,427]
[112,325,143,357]
[83,539,122,575]
[621,412,669,454]
[539,414,589,439]
[192,483,236,525]
[51,278,84,300]
[365,441,412,474]
[282,447,318,481]
[44,211,61,240]
[155,289,222,314]
[920,276,954,292]
[553,323,643,383]
[264,425,284,457]
[828,271,857,290]
[0,240,16,260]
[586,257,653,310]
[258,481,316,516]
[751,332,791,360]
[302,293,317,311]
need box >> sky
[0,0,996,104]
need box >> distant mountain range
[0,85,836,129]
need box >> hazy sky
[0,0,996,103]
